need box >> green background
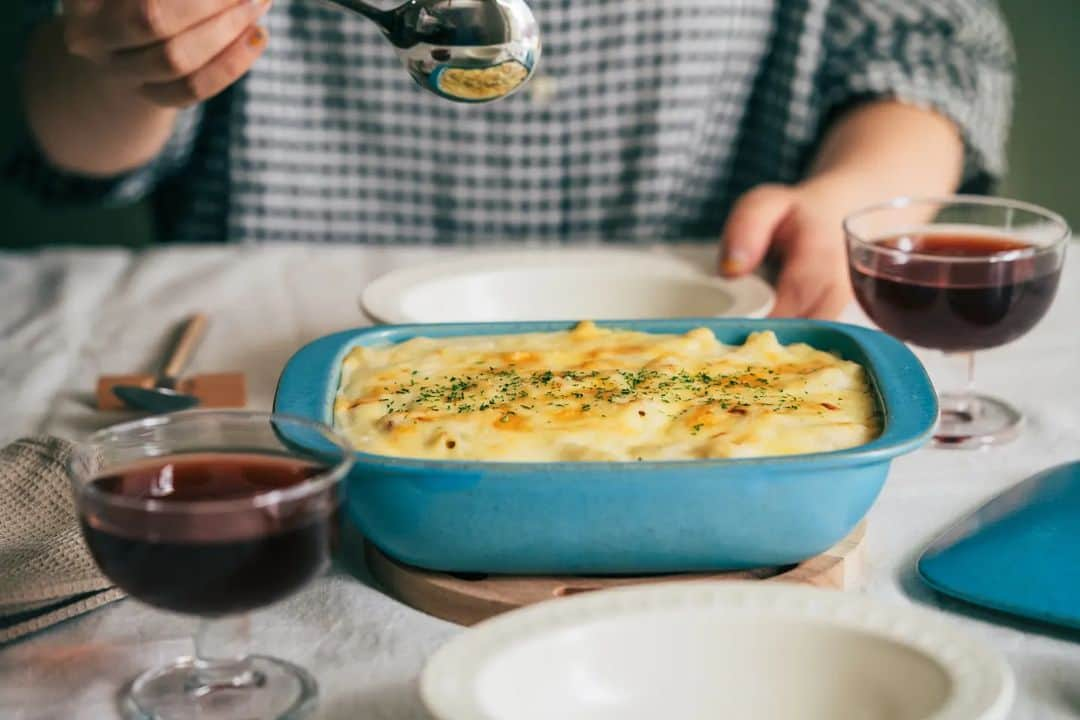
[2,1,1077,248]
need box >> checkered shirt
[9,0,1014,244]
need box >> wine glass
[844,196,1070,449]
[69,411,354,720]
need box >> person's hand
[60,0,271,107]
[718,179,861,320]
[718,102,965,320]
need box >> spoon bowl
[112,386,201,414]
[325,0,542,103]
[112,314,207,414]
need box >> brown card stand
[365,522,866,626]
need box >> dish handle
[842,324,939,456]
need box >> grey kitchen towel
[0,437,123,644]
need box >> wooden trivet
[365,522,866,626]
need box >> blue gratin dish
[275,319,937,574]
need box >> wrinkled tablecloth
[1,243,1077,719]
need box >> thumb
[718,184,795,277]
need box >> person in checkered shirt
[12,0,1013,318]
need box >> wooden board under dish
[364,522,865,626]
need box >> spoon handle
[162,314,208,383]
[318,0,394,30]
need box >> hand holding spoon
[321,0,542,103]
[113,314,207,413]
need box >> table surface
[1,243,1078,720]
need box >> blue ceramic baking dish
[275,319,937,574]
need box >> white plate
[361,250,774,324]
[420,582,1013,720]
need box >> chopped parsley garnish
[366,359,803,419]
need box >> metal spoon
[322,0,542,103]
[113,314,207,413]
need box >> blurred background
[2,0,1077,249]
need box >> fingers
[804,283,853,320]
[60,0,271,108]
[112,0,270,82]
[67,0,247,55]
[768,242,853,320]
[140,25,268,107]
[718,185,795,277]
[720,183,853,319]
[769,272,851,320]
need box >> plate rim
[360,249,775,324]
[419,581,1014,720]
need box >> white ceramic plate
[361,250,774,324]
[420,582,1013,720]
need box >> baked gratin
[334,322,880,462]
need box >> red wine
[850,234,1062,352]
[80,454,338,617]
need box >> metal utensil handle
[318,0,394,29]
[162,314,208,382]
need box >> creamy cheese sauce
[334,322,880,462]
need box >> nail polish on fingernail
[247,26,267,48]
[722,251,746,275]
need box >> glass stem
[186,615,264,697]
[945,351,978,416]
[962,351,976,394]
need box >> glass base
[933,393,1023,449]
[126,655,317,720]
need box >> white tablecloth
[1,244,1078,720]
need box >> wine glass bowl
[845,196,1069,448]
[69,411,354,720]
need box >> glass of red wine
[68,411,354,720]
[845,196,1069,448]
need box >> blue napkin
[918,461,1080,630]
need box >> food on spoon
[437,60,529,100]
